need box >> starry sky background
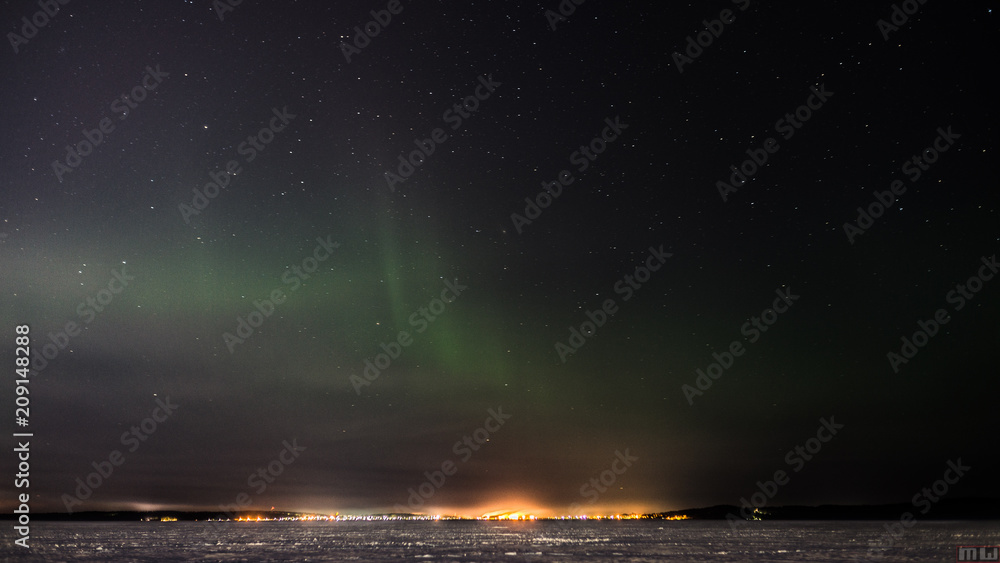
[1,0,997,517]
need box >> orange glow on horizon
[127,497,674,521]
[407,496,660,520]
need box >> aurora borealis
[1,0,997,518]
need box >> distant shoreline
[4,498,996,522]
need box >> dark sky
[1,0,997,517]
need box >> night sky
[1,0,997,518]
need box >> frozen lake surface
[2,520,997,561]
